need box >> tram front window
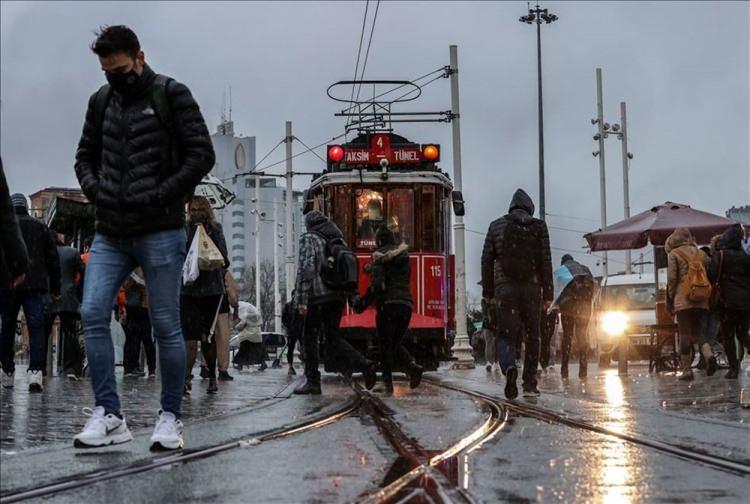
[356,189,384,249]
[387,188,414,248]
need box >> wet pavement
[1,361,748,502]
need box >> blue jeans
[0,292,45,373]
[81,229,186,417]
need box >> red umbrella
[584,201,741,252]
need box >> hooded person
[293,210,377,395]
[709,226,750,378]
[480,189,553,399]
[554,255,594,379]
[0,193,60,392]
[666,227,714,380]
[354,225,423,394]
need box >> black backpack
[316,233,358,292]
[501,220,542,281]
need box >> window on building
[232,244,245,251]
[232,210,244,217]
[232,222,244,229]
[232,256,244,263]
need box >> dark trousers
[303,301,368,385]
[44,312,83,375]
[0,292,45,373]
[494,283,542,387]
[123,306,155,374]
[560,307,591,375]
[376,303,414,382]
[721,309,750,372]
[676,308,707,356]
[540,311,558,369]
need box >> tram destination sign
[328,134,440,167]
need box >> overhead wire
[292,136,327,165]
[340,67,446,114]
[354,0,381,105]
[346,0,371,132]
[253,131,349,174]
[220,139,285,183]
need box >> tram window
[387,188,415,248]
[355,189,384,249]
[421,186,437,251]
[333,185,352,245]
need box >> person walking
[214,270,237,381]
[709,227,750,379]
[0,159,28,299]
[281,293,303,375]
[555,255,595,379]
[0,194,60,392]
[666,227,713,381]
[293,210,377,395]
[481,189,553,399]
[73,26,214,450]
[45,234,86,380]
[181,197,228,395]
[354,225,423,394]
[122,268,156,378]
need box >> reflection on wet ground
[0,365,296,451]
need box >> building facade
[210,120,304,297]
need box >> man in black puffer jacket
[709,226,750,379]
[481,189,553,399]
[355,226,423,394]
[72,26,214,452]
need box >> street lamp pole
[520,3,558,222]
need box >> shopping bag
[196,224,225,271]
[182,230,200,285]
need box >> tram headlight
[601,311,628,337]
[423,144,440,161]
[328,145,344,162]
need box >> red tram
[306,132,455,370]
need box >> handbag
[196,223,225,271]
[709,251,724,308]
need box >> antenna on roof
[229,85,233,122]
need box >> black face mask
[105,68,140,95]
[190,211,210,224]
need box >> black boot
[705,356,718,377]
[288,366,297,376]
[207,378,218,393]
[363,361,378,390]
[504,367,518,400]
[218,371,234,381]
[259,361,268,371]
[294,381,322,395]
[200,366,209,380]
[408,362,424,389]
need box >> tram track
[0,391,359,503]
[355,382,508,504]
[428,378,750,478]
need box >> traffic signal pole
[448,45,475,369]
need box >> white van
[594,272,664,364]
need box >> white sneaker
[27,370,43,392]
[2,370,14,389]
[73,406,133,448]
[150,409,184,451]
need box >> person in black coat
[481,189,553,399]
[0,159,28,290]
[0,194,60,391]
[355,226,423,394]
[181,196,229,394]
[708,227,750,379]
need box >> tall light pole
[284,121,295,302]
[592,68,608,278]
[519,3,558,222]
[448,44,474,369]
[617,102,633,274]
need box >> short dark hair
[90,25,140,58]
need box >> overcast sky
[1,1,748,299]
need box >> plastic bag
[182,230,200,285]
[196,224,224,271]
